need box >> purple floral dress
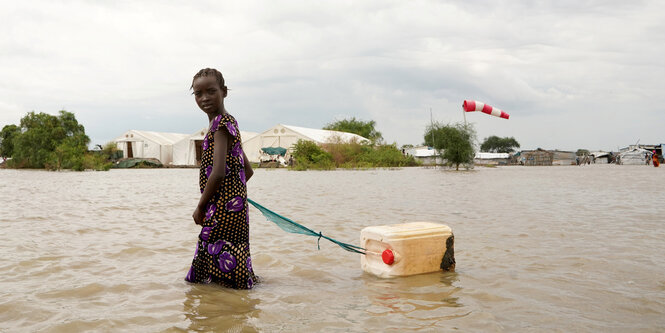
[185,113,257,289]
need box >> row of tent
[113,124,368,166]
[404,146,512,165]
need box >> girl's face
[192,76,226,115]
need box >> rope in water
[247,198,367,255]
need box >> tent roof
[590,151,610,157]
[281,124,369,144]
[182,128,259,141]
[620,147,652,156]
[114,130,188,145]
[242,131,259,141]
[116,127,259,147]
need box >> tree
[480,135,520,153]
[576,149,590,156]
[0,124,20,158]
[424,122,476,170]
[9,110,90,169]
[323,117,383,144]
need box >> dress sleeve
[211,114,239,139]
[209,114,224,134]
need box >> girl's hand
[192,206,205,225]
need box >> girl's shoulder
[213,112,236,124]
[222,112,237,125]
[211,112,239,138]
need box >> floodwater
[1,165,664,332]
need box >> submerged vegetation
[424,122,476,170]
[291,138,419,170]
[0,110,113,171]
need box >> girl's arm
[193,129,230,225]
[243,151,254,182]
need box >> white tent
[404,146,441,165]
[242,124,369,163]
[172,128,258,166]
[474,152,510,165]
[113,130,189,165]
[172,128,206,166]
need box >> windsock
[463,100,510,119]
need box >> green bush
[2,110,112,171]
[45,135,88,170]
[83,153,112,171]
[291,140,335,170]
[291,139,419,170]
[100,142,123,161]
[356,143,419,167]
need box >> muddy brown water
[1,166,664,332]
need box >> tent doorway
[195,140,203,165]
[127,142,133,158]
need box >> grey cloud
[1,0,664,151]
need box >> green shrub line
[289,139,420,170]
[1,111,117,171]
[1,112,422,172]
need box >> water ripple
[1,166,664,331]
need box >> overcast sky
[1,0,664,151]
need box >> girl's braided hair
[191,68,227,91]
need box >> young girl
[185,68,257,289]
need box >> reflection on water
[182,284,260,332]
[361,272,467,323]
[1,166,664,331]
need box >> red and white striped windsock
[462,100,510,119]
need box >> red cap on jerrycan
[382,249,395,265]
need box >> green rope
[247,198,366,255]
